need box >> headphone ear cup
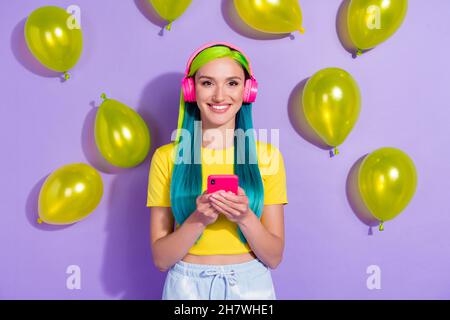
[243,78,258,103]
[184,77,257,103]
[182,77,196,102]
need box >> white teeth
[209,104,230,110]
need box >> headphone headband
[184,41,255,78]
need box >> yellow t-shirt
[146,140,288,255]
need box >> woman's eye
[200,80,239,87]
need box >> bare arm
[150,207,204,272]
[150,193,220,272]
[237,204,285,269]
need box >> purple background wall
[1,0,449,299]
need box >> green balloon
[149,0,192,29]
[302,67,361,147]
[38,163,103,225]
[358,147,418,224]
[233,0,305,34]
[24,6,83,77]
[95,95,151,168]
[347,0,408,53]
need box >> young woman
[147,42,288,300]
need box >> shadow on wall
[288,76,380,232]
[220,0,294,41]
[136,72,184,153]
[336,0,373,58]
[346,155,380,235]
[26,71,182,298]
[10,18,65,81]
[81,72,183,174]
[100,162,162,299]
[287,77,330,151]
[99,72,182,299]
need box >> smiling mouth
[208,104,232,113]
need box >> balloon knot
[166,21,172,31]
[329,147,339,158]
[37,218,43,224]
[299,27,305,34]
[356,49,363,56]
[379,221,384,231]
[100,93,108,101]
[64,72,70,81]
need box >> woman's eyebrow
[197,75,242,80]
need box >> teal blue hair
[170,46,264,244]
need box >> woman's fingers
[210,193,242,211]
[201,203,219,217]
[199,194,210,203]
[221,192,248,205]
[211,194,248,216]
[210,198,240,216]
[208,208,219,216]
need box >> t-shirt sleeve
[146,147,171,207]
[261,145,288,205]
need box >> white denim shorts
[162,258,276,300]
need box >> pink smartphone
[207,174,239,195]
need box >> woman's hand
[193,191,220,227]
[209,187,253,225]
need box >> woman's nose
[212,86,225,101]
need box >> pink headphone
[181,42,258,103]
